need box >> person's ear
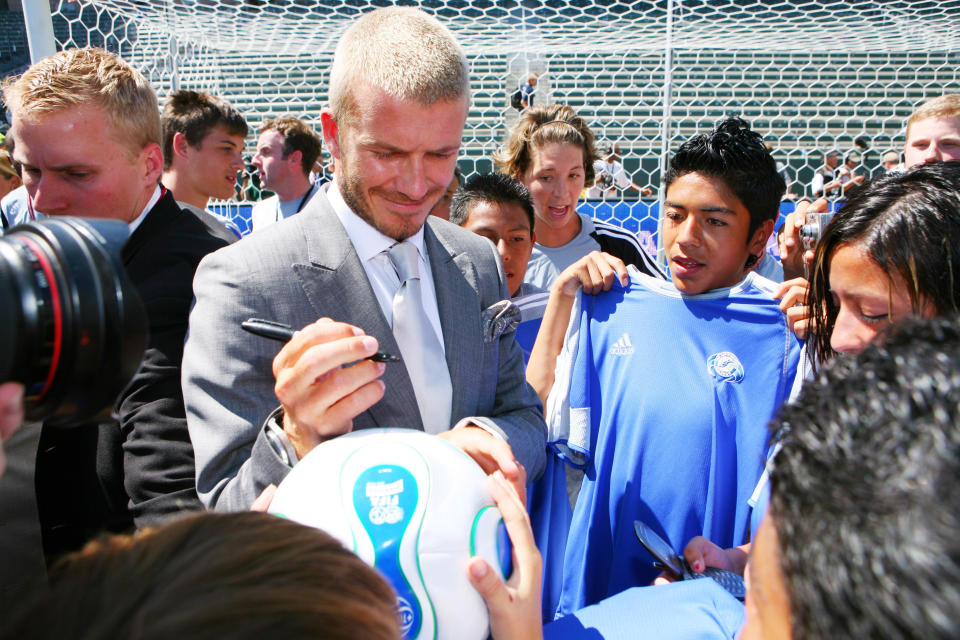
[287,149,303,172]
[172,131,191,159]
[530,229,536,246]
[320,110,341,162]
[748,218,775,258]
[142,142,164,185]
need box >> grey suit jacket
[183,192,546,510]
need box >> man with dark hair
[809,149,841,199]
[742,315,960,640]
[450,172,537,298]
[250,116,323,232]
[527,116,800,618]
[161,89,247,237]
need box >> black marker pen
[240,318,401,363]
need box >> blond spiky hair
[328,7,469,123]
[3,48,160,155]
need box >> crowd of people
[1,6,960,639]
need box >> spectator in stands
[774,158,797,201]
[161,89,247,237]
[808,149,840,199]
[586,142,652,199]
[430,165,462,221]
[524,116,799,621]
[835,149,867,198]
[250,116,323,232]
[1,49,235,572]
[495,103,664,289]
[0,148,19,201]
[516,74,538,112]
[879,149,901,175]
[741,315,960,640]
[903,93,960,168]
[2,512,402,640]
[450,172,537,298]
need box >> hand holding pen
[252,317,393,459]
[241,319,400,362]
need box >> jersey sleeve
[544,291,592,468]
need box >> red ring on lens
[20,236,63,398]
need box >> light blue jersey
[532,267,802,620]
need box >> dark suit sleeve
[117,292,204,525]
[119,203,232,526]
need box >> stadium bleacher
[2,4,957,194]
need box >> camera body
[0,218,146,425]
[599,171,614,190]
[799,211,837,252]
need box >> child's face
[663,172,770,295]
[462,200,535,297]
[521,142,585,245]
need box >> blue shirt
[533,268,802,618]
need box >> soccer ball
[268,428,510,640]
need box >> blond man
[904,93,960,168]
[2,48,234,564]
[183,8,545,511]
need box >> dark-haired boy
[527,117,803,619]
[450,172,539,298]
[451,172,547,362]
[161,90,247,237]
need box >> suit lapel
[425,219,482,422]
[292,194,422,430]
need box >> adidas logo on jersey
[609,333,634,356]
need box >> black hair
[807,160,960,367]
[161,90,248,170]
[664,116,785,240]
[770,315,960,640]
[449,172,535,231]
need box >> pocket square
[481,299,521,343]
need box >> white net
[34,0,960,242]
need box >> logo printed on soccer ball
[707,351,744,383]
[366,479,405,525]
[397,596,417,636]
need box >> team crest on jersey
[366,479,405,525]
[609,333,634,356]
[707,351,744,383]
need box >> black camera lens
[0,218,147,425]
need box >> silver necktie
[387,241,453,433]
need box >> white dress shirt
[326,182,445,352]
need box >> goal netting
[41,0,960,246]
